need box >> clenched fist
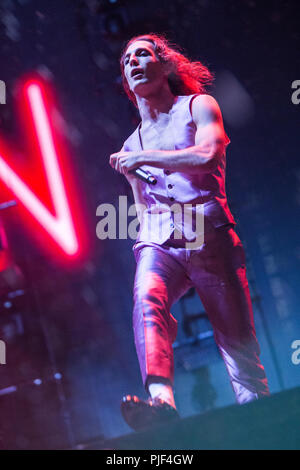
[109,151,142,175]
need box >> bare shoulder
[191,94,222,125]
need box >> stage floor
[77,386,300,450]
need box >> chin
[132,81,155,96]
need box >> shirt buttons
[168,184,173,189]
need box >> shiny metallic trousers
[132,224,270,405]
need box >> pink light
[0,81,79,256]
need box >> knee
[134,271,168,312]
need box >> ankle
[148,382,176,409]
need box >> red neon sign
[0,79,82,257]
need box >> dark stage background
[0,0,299,449]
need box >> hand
[109,151,141,175]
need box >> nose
[129,53,139,66]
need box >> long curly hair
[120,33,214,107]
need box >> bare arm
[110,95,228,175]
[140,95,227,173]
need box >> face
[123,40,166,97]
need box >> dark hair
[120,33,214,107]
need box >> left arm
[110,95,228,175]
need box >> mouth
[131,68,144,78]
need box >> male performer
[110,34,270,431]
